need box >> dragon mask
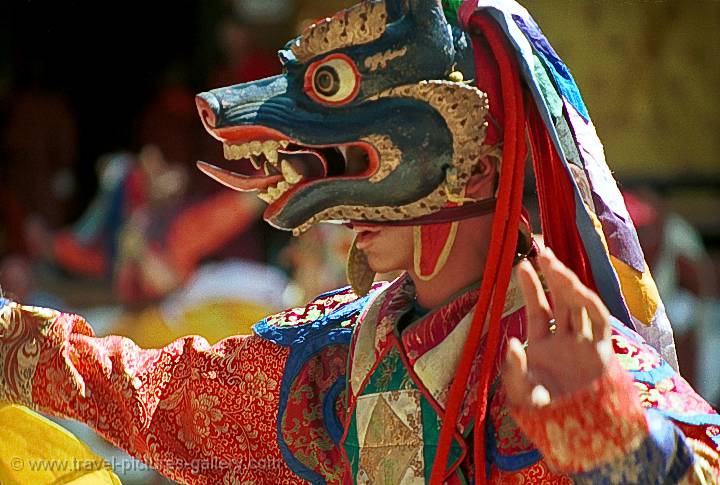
[195,0,490,235]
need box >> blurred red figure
[137,72,205,167]
[26,146,263,305]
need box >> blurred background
[0,0,718,483]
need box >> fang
[281,160,303,184]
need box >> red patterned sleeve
[510,323,720,483]
[0,301,305,484]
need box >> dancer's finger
[517,260,553,342]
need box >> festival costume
[1,0,719,483]
[1,277,719,484]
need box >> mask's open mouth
[197,134,379,218]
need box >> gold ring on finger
[548,318,557,334]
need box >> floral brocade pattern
[264,287,369,329]
[613,326,717,416]
[24,309,301,485]
[511,357,648,473]
[491,461,572,484]
[5,286,720,483]
[489,386,534,456]
[511,323,720,481]
[281,344,348,484]
[0,304,59,406]
[612,326,663,372]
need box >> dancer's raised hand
[503,249,615,408]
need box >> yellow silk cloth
[110,299,269,347]
[0,405,121,484]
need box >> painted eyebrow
[290,1,389,63]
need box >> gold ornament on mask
[448,71,464,83]
[291,1,388,63]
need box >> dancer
[2,0,718,483]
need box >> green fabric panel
[345,346,466,483]
[344,410,360,480]
[362,348,414,394]
[532,54,564,119]
[421,397,438,483]
[531,54,586,168]
[344,348,414,482]
[457,468,469,484]
[420,396,464,482]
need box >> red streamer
[428,15,527,484]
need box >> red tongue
[196,161,282,192]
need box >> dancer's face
[350,225,414,274]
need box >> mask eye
[304,54,360,105]
[315,66,340,96]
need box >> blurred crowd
[0,1,719,484]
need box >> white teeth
[257,179,294,205]
[249,141,262,155]
[265,149,278,165]
[223,144,248,160]
[267,185,280,199]
[261,140,280,155]
[220,139,300,206]
[281,160,303,184]
[257,192,273,203]
[223,140,287,166]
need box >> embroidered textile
[0,303,58,406]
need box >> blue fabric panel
[253,290,374,347]
[655,410,720,448]
[511,14,589,121]
[268,289,374,483]
[628,361,677,385]
[275,326,355,484]
[485,419,542,472]
[323,377,347,446]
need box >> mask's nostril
[195,93,221,130]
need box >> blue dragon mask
[196,0,489,235]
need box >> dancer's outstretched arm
[0,300,298,484]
